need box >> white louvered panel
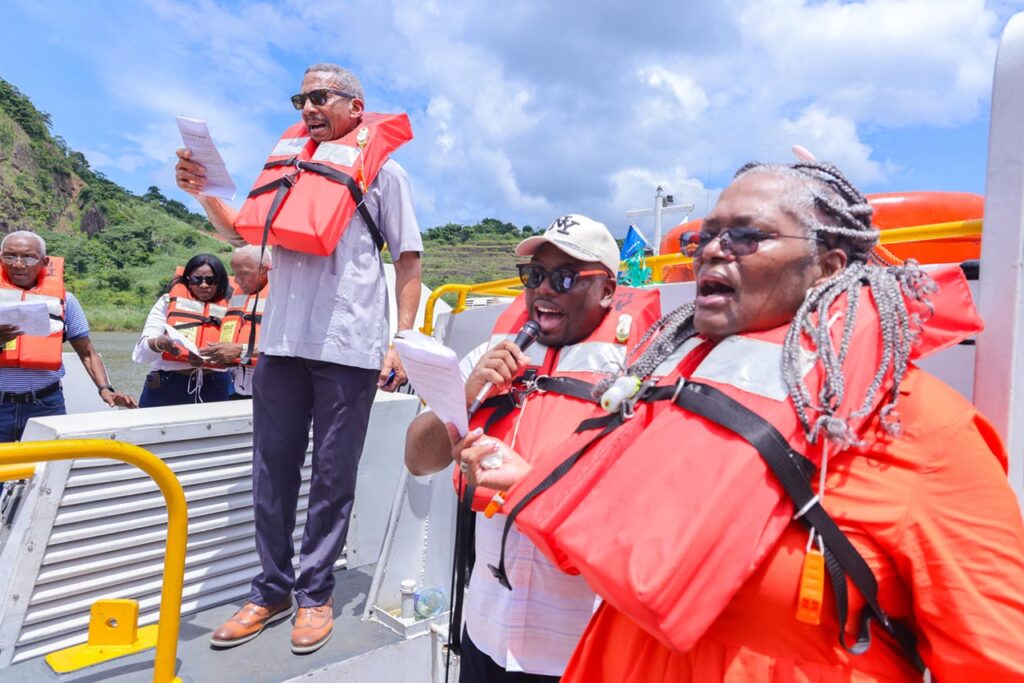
[42,507,308,561]
[64,448,254,486]
[12,427,319,664]
[3,392,417,666]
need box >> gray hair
[1,231,46,256]
[304,63,364,102]
[600,160,936,449]
[232,244,271,267]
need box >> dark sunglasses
[517,264,606,293]
[187,275,218,286]
[290,88,358,110]
[681,227,821,259]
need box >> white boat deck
[0,565,422,683]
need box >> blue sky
[2,0,1021,238]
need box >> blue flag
[620,224,650,261]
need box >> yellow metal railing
[419,218,983,335]
[0,440,187,683]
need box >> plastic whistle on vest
[504,265,982,653]
[454,288,663,513]
[234,113,413,256]
[0,257,66,371]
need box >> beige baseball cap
[515,214,620,274]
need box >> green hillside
[0,76,538,330]
[0,77,230,330]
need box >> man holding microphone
[405,215,659,682]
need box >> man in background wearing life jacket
[405,215,657,683]
[0,231,137,442]
[198,245,271,400]
[175,63,422,655]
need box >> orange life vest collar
[234,113,413,256]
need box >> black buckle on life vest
[509,370,547,408]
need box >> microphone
[467,320,542,418]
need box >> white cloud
[16,0,1008,235]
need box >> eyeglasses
[290,88,358,110]
[1,254,41,266]
[517,264,607,293]
[681,227,821,259]
[187,275,218,286]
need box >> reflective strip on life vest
[691,335,813,401]
[172,298,206,314]
[270,137,308,157]
[312,142,361,167]
[555,342,626,374]
[651,337,703,379]
[231,294,267,315]
[207,303,227,319]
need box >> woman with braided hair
[453,161,1024,682]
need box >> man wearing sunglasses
[405,215,660,683]
[175,63,423,655]
[0,231,137,442]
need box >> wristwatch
[98,384,115,396]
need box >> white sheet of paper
[0,301,52,337]
[164,324,202,357]
[393,330,470,437]
[176,116,237,200]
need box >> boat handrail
[0,439,186,683]
[420,218,983,335]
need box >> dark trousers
[460,627,561,683]
[138,370,232,408]
[0,388,66,442]
[248,354,378,608]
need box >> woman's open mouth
[696,277,736,307]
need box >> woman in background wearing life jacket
[454,161,1024,682]
[132,253,234,407]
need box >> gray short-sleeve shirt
[259,159,422,369]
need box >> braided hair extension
[595,160,936,448]
[592,301,697,398]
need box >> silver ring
[459,462,469,473]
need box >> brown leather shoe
[210,599,293,648]
[290,598,333,654]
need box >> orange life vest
[234,113,413,256]
[503,265,981,654]
[454,287,663,511]
[219,283,268,366]
[163,268,229,364]
[0,257,66,371]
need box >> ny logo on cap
[551,215,580,235]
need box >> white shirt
[457,344,598,676]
